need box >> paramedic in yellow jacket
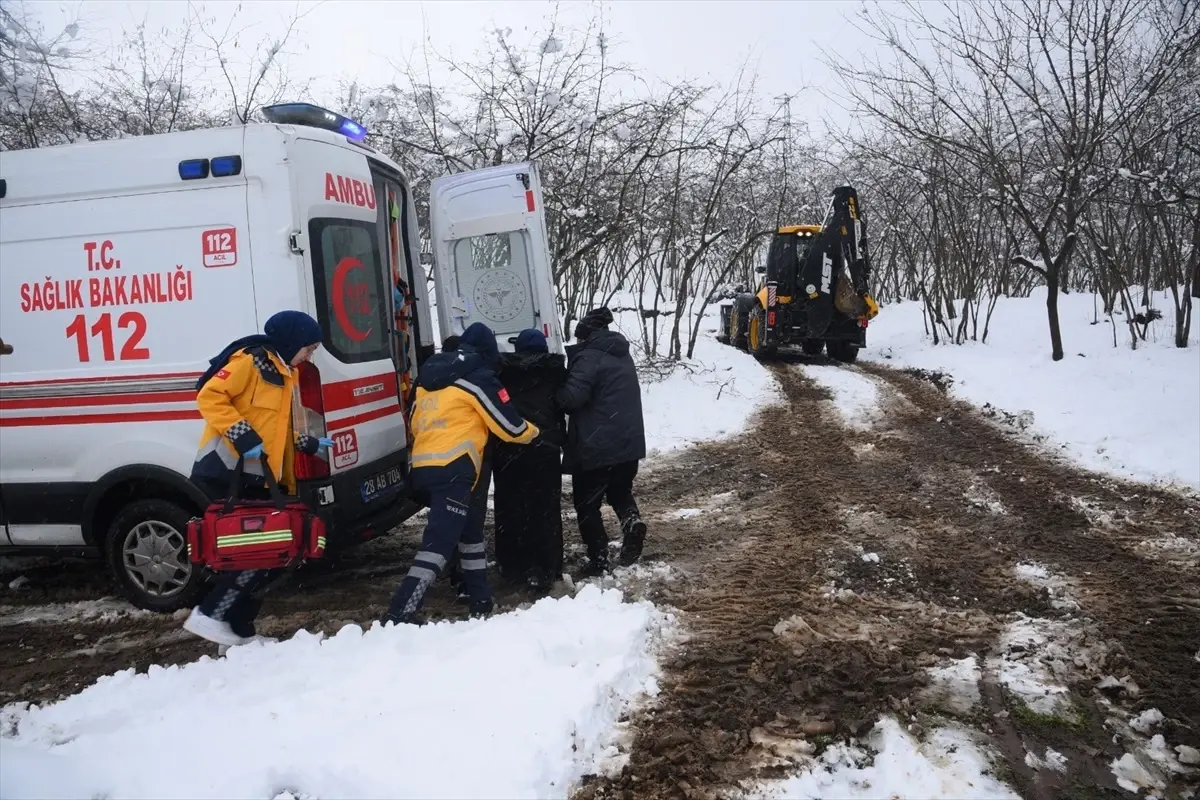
[183,310,331,648]
[383,322,539,625]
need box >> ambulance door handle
[289,230,307,255]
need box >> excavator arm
[796,186,879,337]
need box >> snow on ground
[0,598,155,627]
[863,290,1200,490]
[748,716,1019,800]
[795,364,883,430]
[0,586,672,800]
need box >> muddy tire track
[580,361,1200,800]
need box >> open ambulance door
[428,162,563,355]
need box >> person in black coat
[493,328,568,592]
[557,307,648,574]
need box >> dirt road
[1,359,1197,798]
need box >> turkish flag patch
[215,369,231,380]
[498,388,511,403]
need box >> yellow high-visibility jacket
[410,350,538,483]
[191,346,316,493]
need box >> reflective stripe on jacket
[410,350,539,483]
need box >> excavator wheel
[827,340,860,364]
[729,306,748,349]
[747,306,776,359]
[801,339,824,356]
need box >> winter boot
[468,598,494,618]
[380,611,427,627]
[183,607,252,648]
[578,556,610,578]
[525,568,553,594]
[618,516,648,566]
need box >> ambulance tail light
[295,361,330,480]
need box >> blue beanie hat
[514,328,548,353]
[458,321,499,362]
[264,310,323,363]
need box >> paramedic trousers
[192,476,274,633]
[493,443,563,583]
[572,460,641,564]
[388,456,492,619]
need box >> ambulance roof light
[261,102,369,143]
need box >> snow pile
[864,291,1200,489]
[795,364,883,430]
[0,587,670,800]
[987,615,1083,719]
[1025,747,1069,773]
[749,716,1018,799]
[1011,562,1079,611]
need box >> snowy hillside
[863,291,1200,490]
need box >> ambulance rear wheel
[106,499,207,612]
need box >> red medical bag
[187,456,327,571]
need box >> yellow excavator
[718,186,879,363]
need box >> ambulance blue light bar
[178,156,242,181]
[261,102,369,143]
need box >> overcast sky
[28,0,880,133]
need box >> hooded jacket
[191,346,320,494]
[496,351,568,449]
[410,340,540,483]
[557,329,646,472]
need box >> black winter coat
[557,330,646,472]
[496,351,568,449]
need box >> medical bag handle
[224,451,289,513]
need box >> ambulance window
[451,231,536,333]
[308,218,390,364]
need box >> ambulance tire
[105,499,207,612]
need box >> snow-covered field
[0,587,671,800]
[863,291,1200,490]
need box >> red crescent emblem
[331,256,372,343]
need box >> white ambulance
[0,103,563,610]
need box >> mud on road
[578,361,1200,800]
[1,358,1197,799]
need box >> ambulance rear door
[429,162,563,354]
[287,136,406,488]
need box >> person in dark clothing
[383,322,539,625]
[557,307,648,574]
[493,328,568,592]
[442,335,460,352]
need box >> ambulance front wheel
[105,499,207,612]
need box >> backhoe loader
[718,186,879,362]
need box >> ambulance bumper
[297,450,421,549]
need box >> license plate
[360,466,404,503]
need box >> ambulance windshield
[308,218,390,364]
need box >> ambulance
[0,103,563,610]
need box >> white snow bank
[864,291,1200,489]
[749,716,1018,799]
[0,586,670,800]
[795,364,883,430]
